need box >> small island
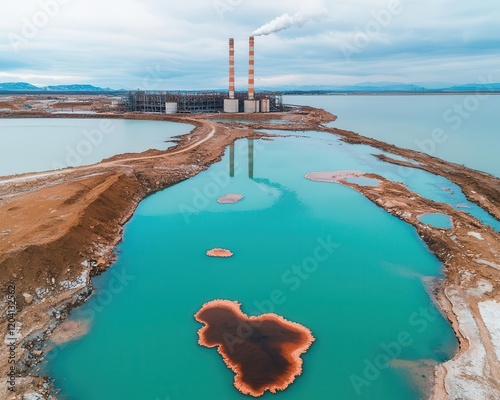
[194,300,315,397]
[305,170,364,183]
[217,194,244,204]
[206,248,234,258]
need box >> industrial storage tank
[224,99,239,113]
[244,100,260,113]
[260,99,270,113]
[165,102,178,114]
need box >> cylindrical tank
[260,99,270,113]
[244,100,259,113]
[165,102,178,114]
[224,99,239,113]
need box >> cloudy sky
[1,0,499,89]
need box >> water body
[262,130,500,232]
[0,118,192,177]
[45,136,457,400]
[285,95,500,177]
[418,213,454,229]
[345,176,381,187]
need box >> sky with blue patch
[1,0,499,89]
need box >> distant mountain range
[0,82,114,92]
[259,82,500,93]
[2,81,500,93]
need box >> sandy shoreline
[0,107,499,399]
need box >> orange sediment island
[194,300,315,397]
[206,248,233,258]
[217,194,244,204]
[305,170,364,183]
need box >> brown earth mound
[206,248,234,258]
[217,194,244,204]
[0,102,21,110]
[195,300,315,397]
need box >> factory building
[126,36,281,114]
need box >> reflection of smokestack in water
[230,144,235,177]
[229,38,235,100]
[248,139,254,179]
[248,36,255,100]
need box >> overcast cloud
[1,0,499,89]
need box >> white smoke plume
[252,10,328,36]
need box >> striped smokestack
[248,36,255,100]
[229,38,235,100]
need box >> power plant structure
[223,38,239,113]
[126,36,282,114]
[239,36,271,113]
[242,36,259,113]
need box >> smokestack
[224,38,239,113]
[248,36,255,100]
[229,38,235,100]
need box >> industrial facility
[126,37,283,114]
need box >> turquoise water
[262,130,500,232]
[345,177,381,187]
[45,136,457,399]
[418,213,454,229]
[0,119,192,176]
[285,95,500,177]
